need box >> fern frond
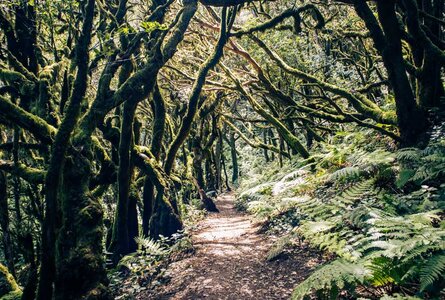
[419,253,445,291]
[292,259,369,300]
[329,166,362,182]
[266,233,296,261]
[134,236,167,256]
[246,200,274,219]
[351,148,394,167]
[396,148,420,161]
[332,180,376,209]
[367,256,409,286]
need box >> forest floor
[137,193,323,300]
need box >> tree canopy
[0,0,444,299]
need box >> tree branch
[0,95,56,143]
[0,160,45,184]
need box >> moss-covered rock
[0,264,22,300]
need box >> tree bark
[229,132,239,184]
[143,85,167,236]
[109,100,137,264]
[0,171,15,277]
[38,1,99,298]
[55,153,109,300]
[353,0,427,146]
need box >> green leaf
[396,169,415,188]
[141,21,168,33]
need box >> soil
[137,193,323,300]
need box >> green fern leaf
[419,253,445,291]
[330,166,362,182]
[292,259,369,300]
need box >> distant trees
[0,0,443,298]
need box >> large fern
[419,253,445,291]
[293,180,445,298]
[236,133,445,299]
[294,180,380,260]
[396,141,445,187]
[329,166,362,182]
[292,259,369,300]
[328,148,394,183]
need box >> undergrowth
[109,232,194,299]
[236,130,445,299]
[110,202,205,299]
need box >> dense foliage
[0,0,443,299]
[237,129,445,299]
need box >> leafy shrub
[237,132,445,299]
[291,140,445,299]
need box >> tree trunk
[229,132,239,184]
[20,233,37,300]
[55,153,109,300]
[109,100,137,264]
[142,180,155,236]
[39,1,100,298]
[411,0,445,107]
[263,129,270,162]
[215,131,223,192]
[269,129,276,161]
[149,187,183,239]
[279,136,284,168]
[353,0,427,146]
[0,171,15,277]
[192,139,219,212]
[128,187,139,253]
[221,153,231,191]
[205,154,216,192]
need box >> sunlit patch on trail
[137,194,322,300]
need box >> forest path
[138,193,321,300]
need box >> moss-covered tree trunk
[0,263,21,300]
[353,0,427,146]
[263,129,270,162]
[215,130,223,192]
[128,187,139,253]
[37,1,101,298]
[269,129,276,161]
[55,153,109,300]
[221,152,231,191]
[0,171,15,277]
[205,154,216,192]
[109,100,138,264]
[192,138,219,212]
[407,0,445,108]
[149,186,183,239]
[143,85,166,236]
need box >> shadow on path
[137,193,322,300]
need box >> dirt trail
[138,194,321,300]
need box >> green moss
[0,68,29,83]
[0,290,22,300]
[0,264,21,300]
